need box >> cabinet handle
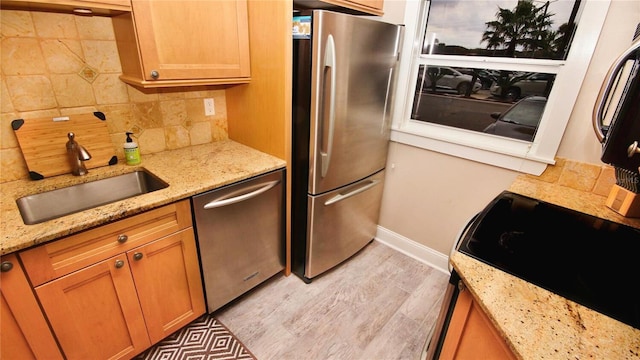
[0,261,13,272]
[114,260,125,269]
[117,234,128,243]
[133,252,143,261]
[150,70,159,79]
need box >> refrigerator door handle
[324,179,381,206]
[202,180,280,209]
[381,67,394,135]
[320,34,337,178]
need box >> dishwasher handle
[203,180,280,209]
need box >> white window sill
[390,124,554,175]
[389,0,611,177]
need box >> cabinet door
[19,200,193,287]
[35,256,151,360]
[130,0,250,81]
[1,254,63,360]
[129,228,205,344]
[0,0,131,13]
[344,0,383,11]
[294,0,384,15]
[440,289,517,360]
[77,0,130,7]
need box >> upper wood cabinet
[1,254,64,360]
[293,0,384,16]
[0,0,130,15]
[112,0,251,88]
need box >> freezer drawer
[192,170,285,313]
[305,170,385,279]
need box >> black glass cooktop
[458,191,640,330]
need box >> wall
[0,10,229,183]
[378,0,639,259]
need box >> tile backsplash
[1,10,229,183]
[526,157,616,197]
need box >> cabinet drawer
[19,200,192,286]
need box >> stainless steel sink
[17,169,169,225]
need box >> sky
[424,0,578,50]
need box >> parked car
[490,73,555,102]
[458,68,497,89]
[482,96,547,141]
[417,66,482,95]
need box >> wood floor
[215,240,450,360]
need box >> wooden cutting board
[12,112,118,180]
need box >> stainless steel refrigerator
[291,10,403,282]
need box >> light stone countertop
[0,140,286,255]
[508,174,640,229]
[450,175,640,360]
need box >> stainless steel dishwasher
[192,169,285,313]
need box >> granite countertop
[508,174,640,229]
[0,140,286,255]
[449,175,640,360]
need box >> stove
[458,191,640,330]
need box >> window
[391,0,611,175]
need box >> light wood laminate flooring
[215,240,449,360]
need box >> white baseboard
[375,226,450,275]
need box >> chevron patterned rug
[134,315,256,360]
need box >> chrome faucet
[66,132,92,176]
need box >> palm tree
[482,27,504,56]
[553,22,576,59]
[426,66,445,93]
[482,1,555,100]
[481,1,554,58]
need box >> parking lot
[411,90,512,132]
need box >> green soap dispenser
[124,132,141,165]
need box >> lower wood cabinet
[18,200,205,359]
[1,254,63,360]
[35,253,151,359]
[128,228,205,344]
[439,286,517,360]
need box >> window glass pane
[422,0,582,60]
[411,65,553,141]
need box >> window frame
[390,0,611,175]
